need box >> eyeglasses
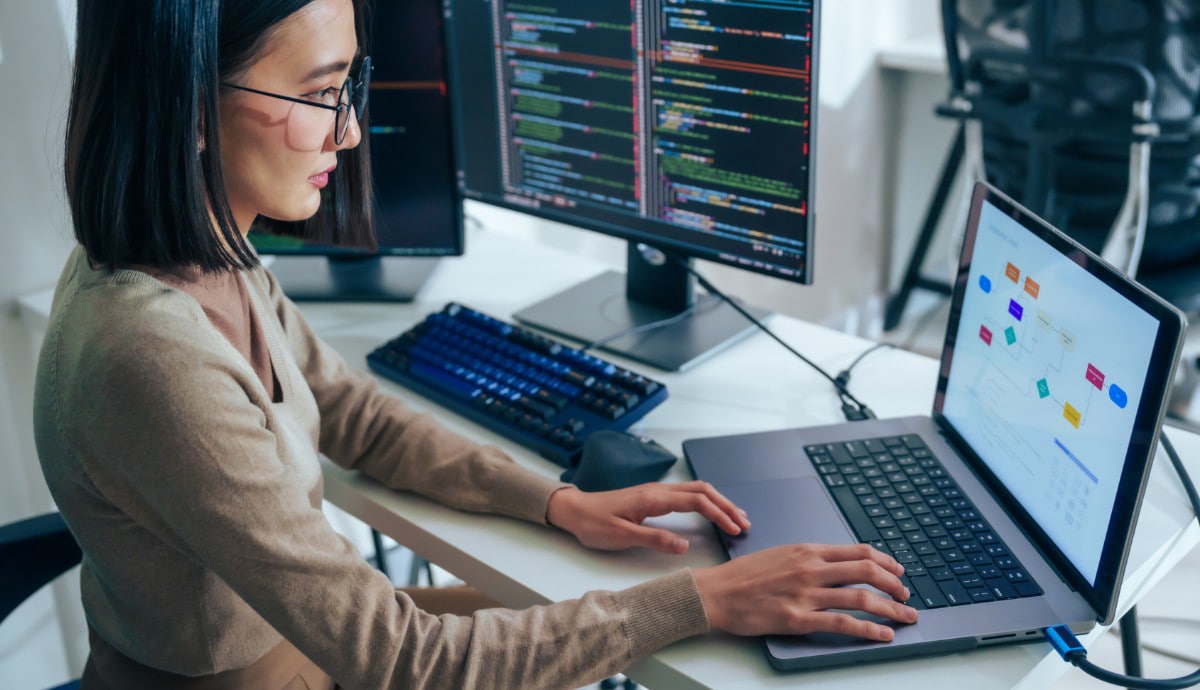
[221,56,372,145]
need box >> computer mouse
[560,430,677,491]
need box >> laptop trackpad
[717,478,923,651]
[717,477,856,557]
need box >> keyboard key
[909,575,949,608]
[939,580,972,606]
[929,566,955,581]
[914,543,937,556]
[985,578,1018,600]
[1014,581,1044,598]
[968,587,995,603]
[1004,568,1030,583]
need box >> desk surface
[18,223,1199,690]
[879,32,946,75]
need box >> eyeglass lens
[335,58,372,145]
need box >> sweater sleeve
[252,268,569,525]
[70,319,708,689]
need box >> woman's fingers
[649,490,744,535]
[790,609,901,642]
[809,585,919,625]
[615,521,690,554]
[813,558,910,602]
[809,543,906,576]
[673,481,752,531]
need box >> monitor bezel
[932,182,1185,625]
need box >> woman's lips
[308,164,335,189]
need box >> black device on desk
[367,303,668,467]
[443,0,821,371]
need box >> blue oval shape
[1109,384,1128,409]
[979,275,992,293]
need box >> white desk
[17,225,1200,690]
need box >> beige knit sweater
[33,247,709,689]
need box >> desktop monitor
[250,0,464,302]
[443,0,819,370]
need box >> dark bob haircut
[65,0,376,273]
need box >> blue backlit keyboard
[366,303,669,467]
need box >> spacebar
[827,486,881,543]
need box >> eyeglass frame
[220,56,372,145]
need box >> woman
[34,0,918,687]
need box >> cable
[1045,432,1200,689]
[669,257,875,421]
[834,343,896,390]
[578,295,722,353]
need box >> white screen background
[942,201,1159,584]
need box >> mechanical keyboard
[805,435,1044,609]
[367,303,669,467]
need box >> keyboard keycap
[909,575,949,609]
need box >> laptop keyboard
[805,434,1044,610]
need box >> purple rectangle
[1008,299,1024,321]
[1086,363,1105,390]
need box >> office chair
[0,512,83,690]
[885,0,1200,332]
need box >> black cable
[1046,432,1200,689]
[671,259,875,420]
[834,343,897,389]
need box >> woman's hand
[693,543,919,642]
[546,481,751,554]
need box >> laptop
[683,181,1187,670]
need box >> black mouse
[560,430,677,491]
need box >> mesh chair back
[949,0,1200,270]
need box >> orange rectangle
[1063,402,1081,429]
[1005,262,1020,283]
[1024,276,1040,299]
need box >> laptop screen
[936,185,1183,606]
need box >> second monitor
[444,0,820,370]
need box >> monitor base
[514,270,768,372]
[266,255,441,302]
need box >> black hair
[65,0,375,273]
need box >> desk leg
[1120,605,1143,687]
[371,528,391,580]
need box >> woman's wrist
[545,485,583,530]
[691,565,725,632]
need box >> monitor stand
[514,243,768,372]
[266,255,441,302]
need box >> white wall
[0,2,87,688]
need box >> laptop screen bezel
[931,182,1185,625]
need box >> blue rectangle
[1009,299,1024,321]
[1054,438,1099,485]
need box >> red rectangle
[979,325,993,345]
[1085,363,1105,390]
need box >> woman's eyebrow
[301,60,351,83]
